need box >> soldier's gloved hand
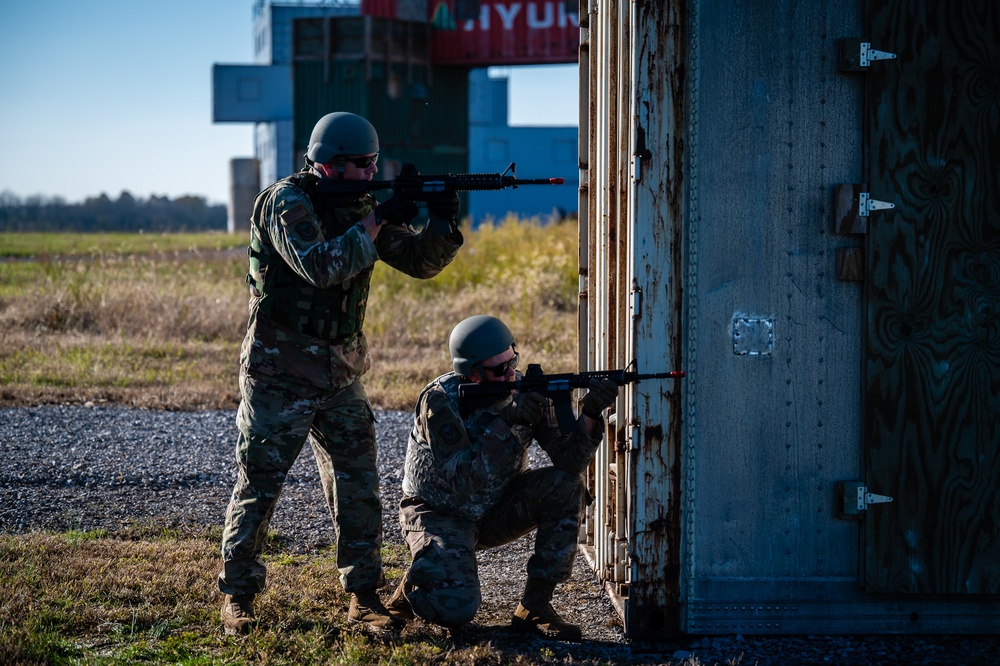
[582,379,619,419]
[501,391,548,427]
[426,188,460,220]
[376,195,418,226]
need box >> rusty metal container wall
[610,0,631,592]
[579,0,620,607]
[576,5,590,375]
[581,1,648,615]
[623,0,686,639]
[584,0,1000,638]
[577,0,603,597]
[582,0,868,637]
[580,0,688,638]
[582,0,865,638]
[600,0,619,588]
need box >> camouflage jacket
[401,372,603,525]
[241,171,463,390]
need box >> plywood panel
[864,0,1000,594]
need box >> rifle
[315,162,564,204]
[458,363,686,434]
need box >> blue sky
[0,1,577,206]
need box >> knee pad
[408,581,481,627]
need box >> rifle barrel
[515,178,565,185]
[634,370,686,380]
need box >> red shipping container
[359,0,397,18]
[429,1,579,66]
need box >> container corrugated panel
[292,60,467,178]
[293,61,370,143]
[429,0,579,65]
[580,0,870,639]
[360,0,428,22]
[367,64,467,178]
[359,0,396,18]
[582,0,1000,641]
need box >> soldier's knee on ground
[407,583,480,627]
[407,555,480,626]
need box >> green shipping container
[292,17,469,184]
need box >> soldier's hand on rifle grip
[582,379,619,419]
[501,391,547,427]
[427,188,460,220]
[376,195,418,226]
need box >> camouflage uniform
[398,372,603,627]
[218,169,463,597]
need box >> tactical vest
[246,170,375,344]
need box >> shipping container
[579,0,1000,640]
[429,0,579,66]
[216,2,582,231]
[292,16,468,181]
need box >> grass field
[0,528,474,666]
[0,222,601,665]
[0,221,580,411]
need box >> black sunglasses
[482,351,519,377]
[343,153,379,168]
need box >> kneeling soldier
[387,315,618,640]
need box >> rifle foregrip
[457,383,514,400]
[398,173,565,193]
[448,174,514,191]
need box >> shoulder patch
[295,220,319,241]
[279,203,310,227]
[439,423,462,447]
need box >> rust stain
[625,1,686,640]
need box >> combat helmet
[449,315,515,376]
[306,112,379,165]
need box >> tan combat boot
[349,588,406,632]
[511,578,583,642]
[385,572,415,620]
[221,593,256,635]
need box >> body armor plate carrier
[246,170,374,344]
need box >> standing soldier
[386,315,619,640]
[218,112,463,635]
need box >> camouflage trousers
[218,374,381,596]
[398,467,586,627]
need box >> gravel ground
[1,404,998,665]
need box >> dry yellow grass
[0,219,580,411]
[0,529,631,665]
[0,223,604,665]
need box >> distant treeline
[0,191,227,232]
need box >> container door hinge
[839,39,897,71]
[839,481,894,519]
[859,192,896,217]
[833,184,896,234]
